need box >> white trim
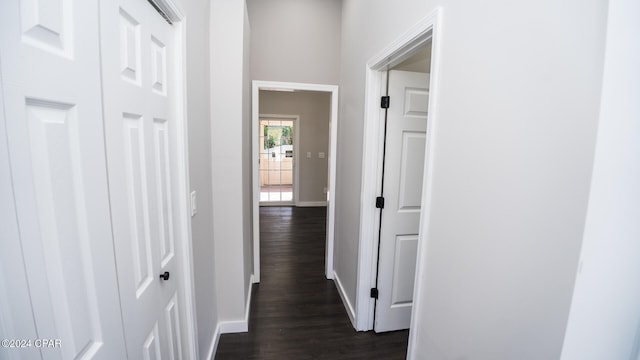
[219,319,248,334]
[366,14,438,70]
[219,275,254,334]
[356,8,442,335]
[325,84,339,280]
[252,83,260,282]
[258,114,299,206]
[333,271,356,328]
[204,323,221,360]
[259,202,294,207]
[407,10,442,358]
[294,116,299,205]
[149,0,184,23]
[168,7,199,360]
[296,201,327,207]
[246,274,254,322]
[355,69,387,331]
[252,81,339,284]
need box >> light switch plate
[190,190,197,216]
[307,152,312,158]
[318,152,325,159]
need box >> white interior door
[374,70,429,332]
[100,0,185,358]
[0,0,127,358]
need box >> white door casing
[251,82,339,283]
[99,0,185,358]
[375,70,430,332]
[0,0,128,358]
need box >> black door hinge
[376,196,385,209]
[370,288,379,299]
[381,96,390,109]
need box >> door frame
[355,8,442,334]
[258,114,300,206]
[252,81,339,282]
[144,1,198,358]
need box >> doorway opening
[354,9,442,341]
[252,82,339,283]
[259,116,297,205]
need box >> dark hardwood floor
[215,206,409,359]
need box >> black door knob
[159,271,170,281]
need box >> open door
[374,70,430,332]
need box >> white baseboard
[205,323,221,360]
[296,201,327,207]
[219,319,248,334]
[245,274,254,325]
[219,274,254,334]
[333,271,356,329]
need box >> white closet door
[375,70,429,332]
[0,0,127,359]
[100,0,185,358]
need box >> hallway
[215,206,409,359]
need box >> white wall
[259,90,331,203]
[560,0,640,358]
[210,0,253,325]
[246,0,342,85]
[338,0,608,359]
[180,0,220,356]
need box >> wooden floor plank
[215,206,409,359]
